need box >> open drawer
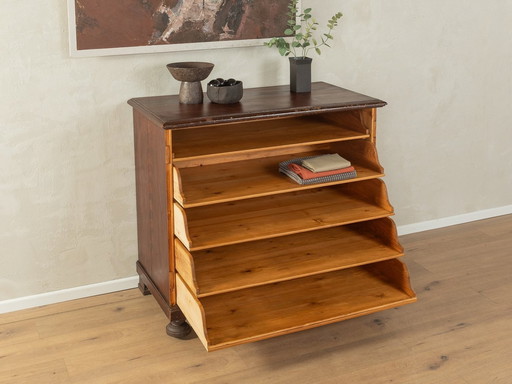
[173,179,395,251]
[172,140,385,207]
[175,218,404,297]
[176,258,416,351]
[171,109,375,163]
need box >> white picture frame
[67,0,298,57]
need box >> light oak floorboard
[1,215,511,383]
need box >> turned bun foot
[166,319,192,339]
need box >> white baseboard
[397,204,512,236]
[0,276,138,314]
[1,205,511,315]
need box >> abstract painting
[68,0,292,56]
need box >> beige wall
[314,1,512,224]
[1,1,511,300]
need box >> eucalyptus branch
[265,0,342,58]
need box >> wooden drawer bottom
[176,218,404,297]
[176,259,416,351]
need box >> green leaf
[269,3,342,58]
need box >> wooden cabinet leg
[138,278,151,296]
[166,306,192,339]
[165,305,192,339]
[166,319,192,339]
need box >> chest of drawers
[128,82,416,351]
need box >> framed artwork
[68,0,293,57]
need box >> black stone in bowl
[207,80,243,104]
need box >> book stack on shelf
[279,153,356,185]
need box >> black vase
[289,57,312,93]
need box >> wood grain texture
[173,203,191,248]
[330,140,384,175]
[173,145,384,207]
[195,259,415,350]
[2,215,511,383]
[174,180,394,251]
[165,132,176,305]
[176,218,403,297]
[364,108,377,144]
[129,82,409,352]
[172,143,333,168]
[136,261,171,318]
[175,240,199,291]
[171,112,369,161]
[172,166,185,205]
[133,109,171,305]
[128,82,386,129]
[176,274,209,348]
[319,109,373,136]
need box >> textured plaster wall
[313,1,512,224]
[0,0,287,300]
[1,1,511,300]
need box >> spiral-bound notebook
[279,155,357,185]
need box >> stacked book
[279,153,357,185]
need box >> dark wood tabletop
[128,82,386,129]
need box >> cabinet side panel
[133,109,170,305]
[364,108,377,144]
[176,274,209,349]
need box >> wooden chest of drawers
[128,82,416,351]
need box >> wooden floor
[1,215,511,384]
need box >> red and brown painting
[74,0,289,50]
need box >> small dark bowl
[207,81,243,104]
[166,62,214,82]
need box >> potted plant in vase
[265,0,343,93]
